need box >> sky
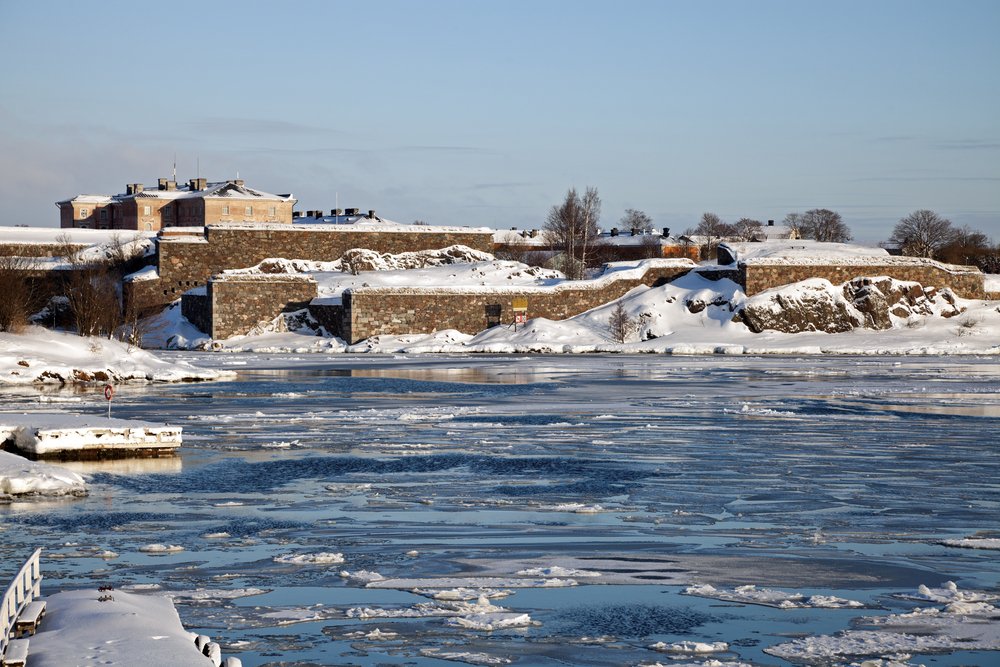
[0,0,997,243]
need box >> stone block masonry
[740,257,986,299]
[154,224,496,305]
[206,274,318,339]
[340,260,696,343]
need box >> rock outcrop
[738,277,965,334]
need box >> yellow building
[57,178,296,231]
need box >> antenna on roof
[197,157,200,179]
[172,153,176,181]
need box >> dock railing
[1,548,42,657]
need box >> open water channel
[2,354,999,666]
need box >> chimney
[166,180,177,191]
[133,183,144,194]
[235,179,244,187]
[630,228,637,236]
[158,178,168,190]
[188,178,197,191]
[198,178,207,191]
[292,211,301,218]
[530,229,538,238]
[662,227,670,238]
[368,209,375,219]
[610,227,618,237]
[345,207,359,216]
[126,184,133,195]
[333,208,343,216]
[768,219,774,226]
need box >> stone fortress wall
[739,258,986,299]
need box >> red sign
[515,313,526,325]
[104,384,114,401]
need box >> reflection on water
[56,455,182,475]
[1,354,998,666]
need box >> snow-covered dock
[23,590,217,667]
[0,413,181,459]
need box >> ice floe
[515,566,601,578]
[273,551,344,564]
[338,569,386,584]
[683,583,865,608]
[347,594,536,631]
[766,589,1000,662]
[895,580,1000,604]
[420,648,511,665]
[939,537,1000,550]
[138,543,185,554]
[649,640,729,653]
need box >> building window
[269,206,276,217]
[100,209,107,221]
[79,208,88,218]
[222,205,230,215]
[143,205,152,216]
[245,206,253,216]
[163,207,172,219]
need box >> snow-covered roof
[118,181,293,202]
[54,194,113,206]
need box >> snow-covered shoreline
[0,327,234,384]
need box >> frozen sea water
[2,354,999,666]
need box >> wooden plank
[15,601,45,636]
[2,638,29,667]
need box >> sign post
[104,384,114,420]
[511,297,528,332]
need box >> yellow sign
[512,297,528,311]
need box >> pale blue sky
[1,0,997,242]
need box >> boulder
[740,279,862,333]
[739,276,966,334]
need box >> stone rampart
[340,260,695,343]
[204,275,318,339]
[155,224,496,305]
[181,290,210,334]
[740,258,985,299]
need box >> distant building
[56,178,296,231]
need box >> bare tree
[939,225,992,265]
[693,212,736,258]
[545,186,602,280]
[639,234,662,259]
[620,208,653,234]
[799,209,852,242]
[783,212,805,237]
[734,218,764,242]
[0,255,35,333]
[695,212,731,239]
[63,264,120,337]
[608,301,637,343]
[889,210,956,258]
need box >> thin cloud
[185,117,339,136]
[932,139,1000,150]
[851,176,1000,183]
[469,181,534,190]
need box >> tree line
[542,186,998,275]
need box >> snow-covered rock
[739,277,965,334]
[0,450,86,497]
[0,327,231,384]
